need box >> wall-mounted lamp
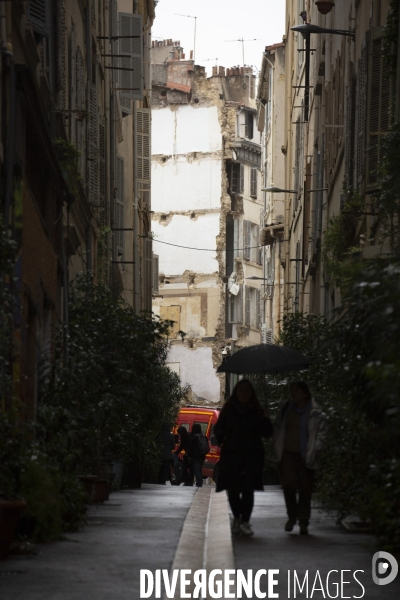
[315,1,335,15]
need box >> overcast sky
[152,0,286,76]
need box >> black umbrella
[216,344,311,375]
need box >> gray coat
[272,398,327,469]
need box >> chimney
[190,50,193,59]
[219,66,225,76]
[212,66,218,76]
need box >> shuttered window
[245,286,251,326]
[28,0,50,37]
[70,25,77,144]
[76,47,86,182]
[366,29,397,188]
[243,220,251,260]
[228,285,242,324]
[88,81,99,205]
[344,65,356,191]
[137,108,151,184]
[357,34,369,185]
[99,121,106,227]
[119,13,143,100]
[256,289,261,329]
[250,168,257,198]
[116,156,124,256]
[152,254,159,295]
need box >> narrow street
[1,485,398,600]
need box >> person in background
[174,425,190,485]
[187,423,209,488]
[273,380,326,535]
[155,422,175,485]
[214,379,273,536]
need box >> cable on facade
[140,235,265,252]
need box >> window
[230,163,244,194]
[115,156,124,257]
[243,221,261,263]
[245,111,254,139]
[245,287,261,328]
[366,29,397,188]
[250,168,257,198]
[228,286,242,324]
[119,12,143,100]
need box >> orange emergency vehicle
[174,406,221,480]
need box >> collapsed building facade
[151,41,263,404]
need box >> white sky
[152,0,286,76]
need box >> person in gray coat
[156,422,176,485]
[273,381,326,535]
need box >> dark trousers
[279,451,315,525]
[227,489,254,523]
[191,458,204,487]
[158,460,171,485]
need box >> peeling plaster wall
[152,213,220,274]
[166,345,221,404]
[152,105,222,155]
[152,159,222,212]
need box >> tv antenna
[174,14,197,62]
[202,58,219,66]
[224,37,260,67]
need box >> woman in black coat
[214,379,272,536]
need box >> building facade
[151,42,263,403]
[0,0,154,416]
[259,0,399,327]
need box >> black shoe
[285,519,296,532]
[299,523,308,535]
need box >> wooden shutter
[76,47,86,181]
[119,13,143,100]
[152,254,159,295]
[357,34,369,185]
[256,289,261,329]
[28,0,50,37]
[250,168,257,197]
[256,225,262,265]
[137,108,151,185]
[236,286,243,324]
[99,121,106,227]
[70,25,77,144]
[233,218,239,259]
[98,0,102,36]
[366,30,396,188]
[88,81,99,205]
[243,220,251,260]
[116,156,124,255]
[240,164,244,193]
[245,287,250,326]
[344,64,356,191]
[56,1,67,110]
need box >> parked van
[174,406,221,480]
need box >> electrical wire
[141,235,265,252]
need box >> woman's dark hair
[290,380,311,399]
[222,378,263,413]
[192,423,202,434]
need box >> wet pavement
[0,483,399,599]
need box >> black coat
[156,427,175,461]
[214,400,273,492]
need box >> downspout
[133,0,140,311]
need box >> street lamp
[291,24,355,39]
[262,186,297,194]
[290,24,354,122]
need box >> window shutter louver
[137,108,151,184]
[237,286,243,324]
[76,47,86,181]
[256,289,261,329]
[116,157,124,255]
[344,65,356,192]
[245,287,251,326]
[119,13,143,100]
[28,0,50,37]
[88,81,99,205]
[99,121,106,227]
[250,168,257,197]
[366,30,396,188]
[357,34,369,185]
[98,0,102,36]
[152,254,159,295]
[233,218,239,259]
[243,220,251,260]
[57,1,67,110]
[294,118,301,210]
[70,25,77,144]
